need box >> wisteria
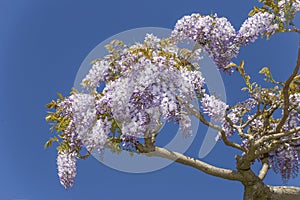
[171,12,280,71]
[66,94,98,144]
[45,5,300,192]
[236,12,278,45]
[57,151,78,190]
[215,98,258,140]
[201,94,228,122]
[171,14,238,71]
[269,145,299,183]
[48,33,209,188]
[87,34,206,139]
[85,117,112,152]
[81,60,109,89]
[290,93,300,110]
[218,108,239,140]
[282,94,300,134]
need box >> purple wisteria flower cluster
[171,14,238,72]
[53,33,207,189]
[91,34,205,139]
[269,144,299,183]
[57,151,77,189]
[171,12,279,71]
[236,12,278,44]
[201,94,228,122]
[214,98,258,140]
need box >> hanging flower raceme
[201,93,228,123]
[172,12,279,71]
[171,14,238,72]
[235,12,278,45]
[269,144,300,183]
[57,151,78,190]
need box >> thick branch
[143,146,243,181]
[268,186,300,200]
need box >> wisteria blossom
[201,94,228,122]
[50,33,208,189]
[172,14,238,71]
[236,12,278,44]
[63,94,98,147]
[57,151,78,190]
[81,60,109,89]
[85,117,112,152]
[290,93,300,110]
[172,12,279,71]
[269,145,299,183]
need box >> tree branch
[258,157,269,180]
[276,41,300,132]
[254,126,300,149]
[219,129,245,151]
[181,99,223,132]
[182,101,244,151]
[241,111,261,130]
[143,146,243,181]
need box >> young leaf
[44,137,59,148]
[57,93,64,100]
[46,100,57,109]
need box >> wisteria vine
[45,0,300,190]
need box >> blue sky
[0,0,299,200]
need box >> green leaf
[57,93,64,100]
[44,137,58,148]
[259,67,269,75]
[90,58,102,65]
[224,62,237,70]
[46,100,57,109]
[57,142,69,152]
[45,113,56,121]
[237,60,245,76]
[245,75,251,86]
[70,87,79,95]
[259,67,276,83]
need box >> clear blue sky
[0,0,299,200]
